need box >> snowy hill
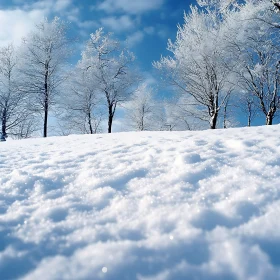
[1,125,280,280]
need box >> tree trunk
[1,107,7,139]
[88,111,93,134]
[266,105,277,125]
[44,67,49,138]
[209,92,219,129]
[248,116,251,127]
[108,105,113,133]
[266,113,273,125]
[44,102,48,137]
[247,103,252,127]
[210,111,218,129]
[140,115,144,131]
[223,106,227,129]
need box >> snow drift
[0,125,280,280]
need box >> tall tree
[20,17,70,137]
[0,45,31,140]
[154,5,233,129]
[81,28,135,133]
[226,1,280,125]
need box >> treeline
[0,0,279,140]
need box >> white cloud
[144,26,155,35]
[28,0,79,22]
[19,0,72,13]
[76,20,99,30]
[0,0,82,47]
[142,72,158,86]
[126,31,144,47]
[64,7,80,23]
[98,0,165,15]
[100,15,135,33]
[0,9,46,47]
[53,0,72,12]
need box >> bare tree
[221,94,238,129]
[10,115,39,139]
[237,92,259,127]
[20,17,71,137]
[81,28,135,133]
[163,96,209,131]
[59,64,103,135]
[124,83,156,131]
[240,46,279,125]
[226,1,280,125]
[0,44,33,140]
[154,5,233,129]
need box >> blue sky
[0,0,195,73]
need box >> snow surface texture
[1,126,280,280]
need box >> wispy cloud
[97,0,165,15]
[100,15,136,33]
[126,31,144,47]
[144,26,155,36]
[53,0,72,12]
[76,20,99,30]
[17,0,73,13]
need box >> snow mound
[1,125,280,280]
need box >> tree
[221,94,238,128]
[0,44,31,140]
[20,17,70,137]
[226,1,280,125]
[59,63,103,135]
[237,91,258,127]
[163,95,209,131]
[125,83,156,131]
[154,5,233,129]
[81,28,135,133]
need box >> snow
[1,125,280,280]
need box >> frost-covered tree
[125,83,156,131]
[20,17,70,137]
[163,95,210,131]
[0,45,32,140]
[238,92,258,127]
[59,63,103,135]
[226,1,280,125]
[81,28,135,133]
[154,5,233,129]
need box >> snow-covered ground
[1,125,280,280]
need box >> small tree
[125,83,156,131]
[81,28,135,133]
[163,96,209,131]
[20,17,70,137]
[60,64,103,135]
[237,91,258,127]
